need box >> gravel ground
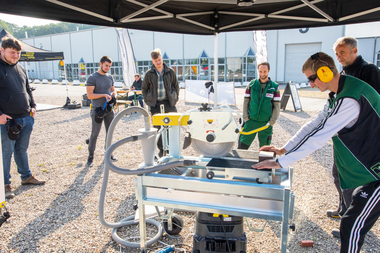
[1,91,379,253]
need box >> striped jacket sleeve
[269,85,281,125]
[277,98,360,168]
[242,85,251,121]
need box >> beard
[4,54,19,65]
[101,66,109,74]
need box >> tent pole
[213,32,218,107]
[64,60,69,98]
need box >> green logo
[370,162,380,177]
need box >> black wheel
[163,214,183,235]
[206,171,214,179]
[256,178,263,184]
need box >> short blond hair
[150,48,161,60]
[302,52,338,75]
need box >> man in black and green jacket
[238,62,281,149]
[253,52,380,252]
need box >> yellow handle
[239,123,270,135]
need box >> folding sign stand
[280,82,302,112]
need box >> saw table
[135,151,294,253]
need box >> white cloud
[0,13,59,27]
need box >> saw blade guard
[187,105,241,157]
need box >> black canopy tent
[0,29,64,61]
[1,0,379,105]
[0,0,380,35]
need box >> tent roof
[0,29,64,61]
[1,0,380,35]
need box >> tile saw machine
[99,104,295,253]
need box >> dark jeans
[127,95,144,107]
[1,115,34,184]
[150,100,177,154]
[88,108,114,155]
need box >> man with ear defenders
[252,52,380,252]
[325,37,380,225]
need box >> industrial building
[21,21,380,84]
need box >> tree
[0,19,100,39]
[0,19,11,33]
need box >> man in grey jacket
[142,48,179,157]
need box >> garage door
[285,43,321,83]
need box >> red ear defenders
[310,53,334,83]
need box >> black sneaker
[87,155,94,166]
[110,155,117,162]
[331,227,340,238]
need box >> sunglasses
[307,74,318,83]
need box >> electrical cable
[219,215,232,253]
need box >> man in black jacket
[127,74,144,107]
[326,36,380,237]
[334,36,380,93]
[0,37,45,199]
[142,48,179,157]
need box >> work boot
[5,184,15,199]
[87,155,94,167]
[21,175,46,185]
[331,227,340,238]
[326,209,341,218]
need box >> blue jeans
[127,95,144,107]
[1,115,34,185]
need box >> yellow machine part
[212,213,229,217]
[239,124,269,135]
[152,113,190,126]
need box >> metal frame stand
[135,165,294,253]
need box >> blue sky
[0,13,58,27]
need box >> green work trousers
[239,120,273,148]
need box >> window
[136,61,152,79]
[199,58,209,80]
[171,59,183,81]
[226,57,243,82]
[246,56,256,81]
[377,51,380,67]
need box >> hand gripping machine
[100,104,295,253]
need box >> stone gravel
[1,91,379,253]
